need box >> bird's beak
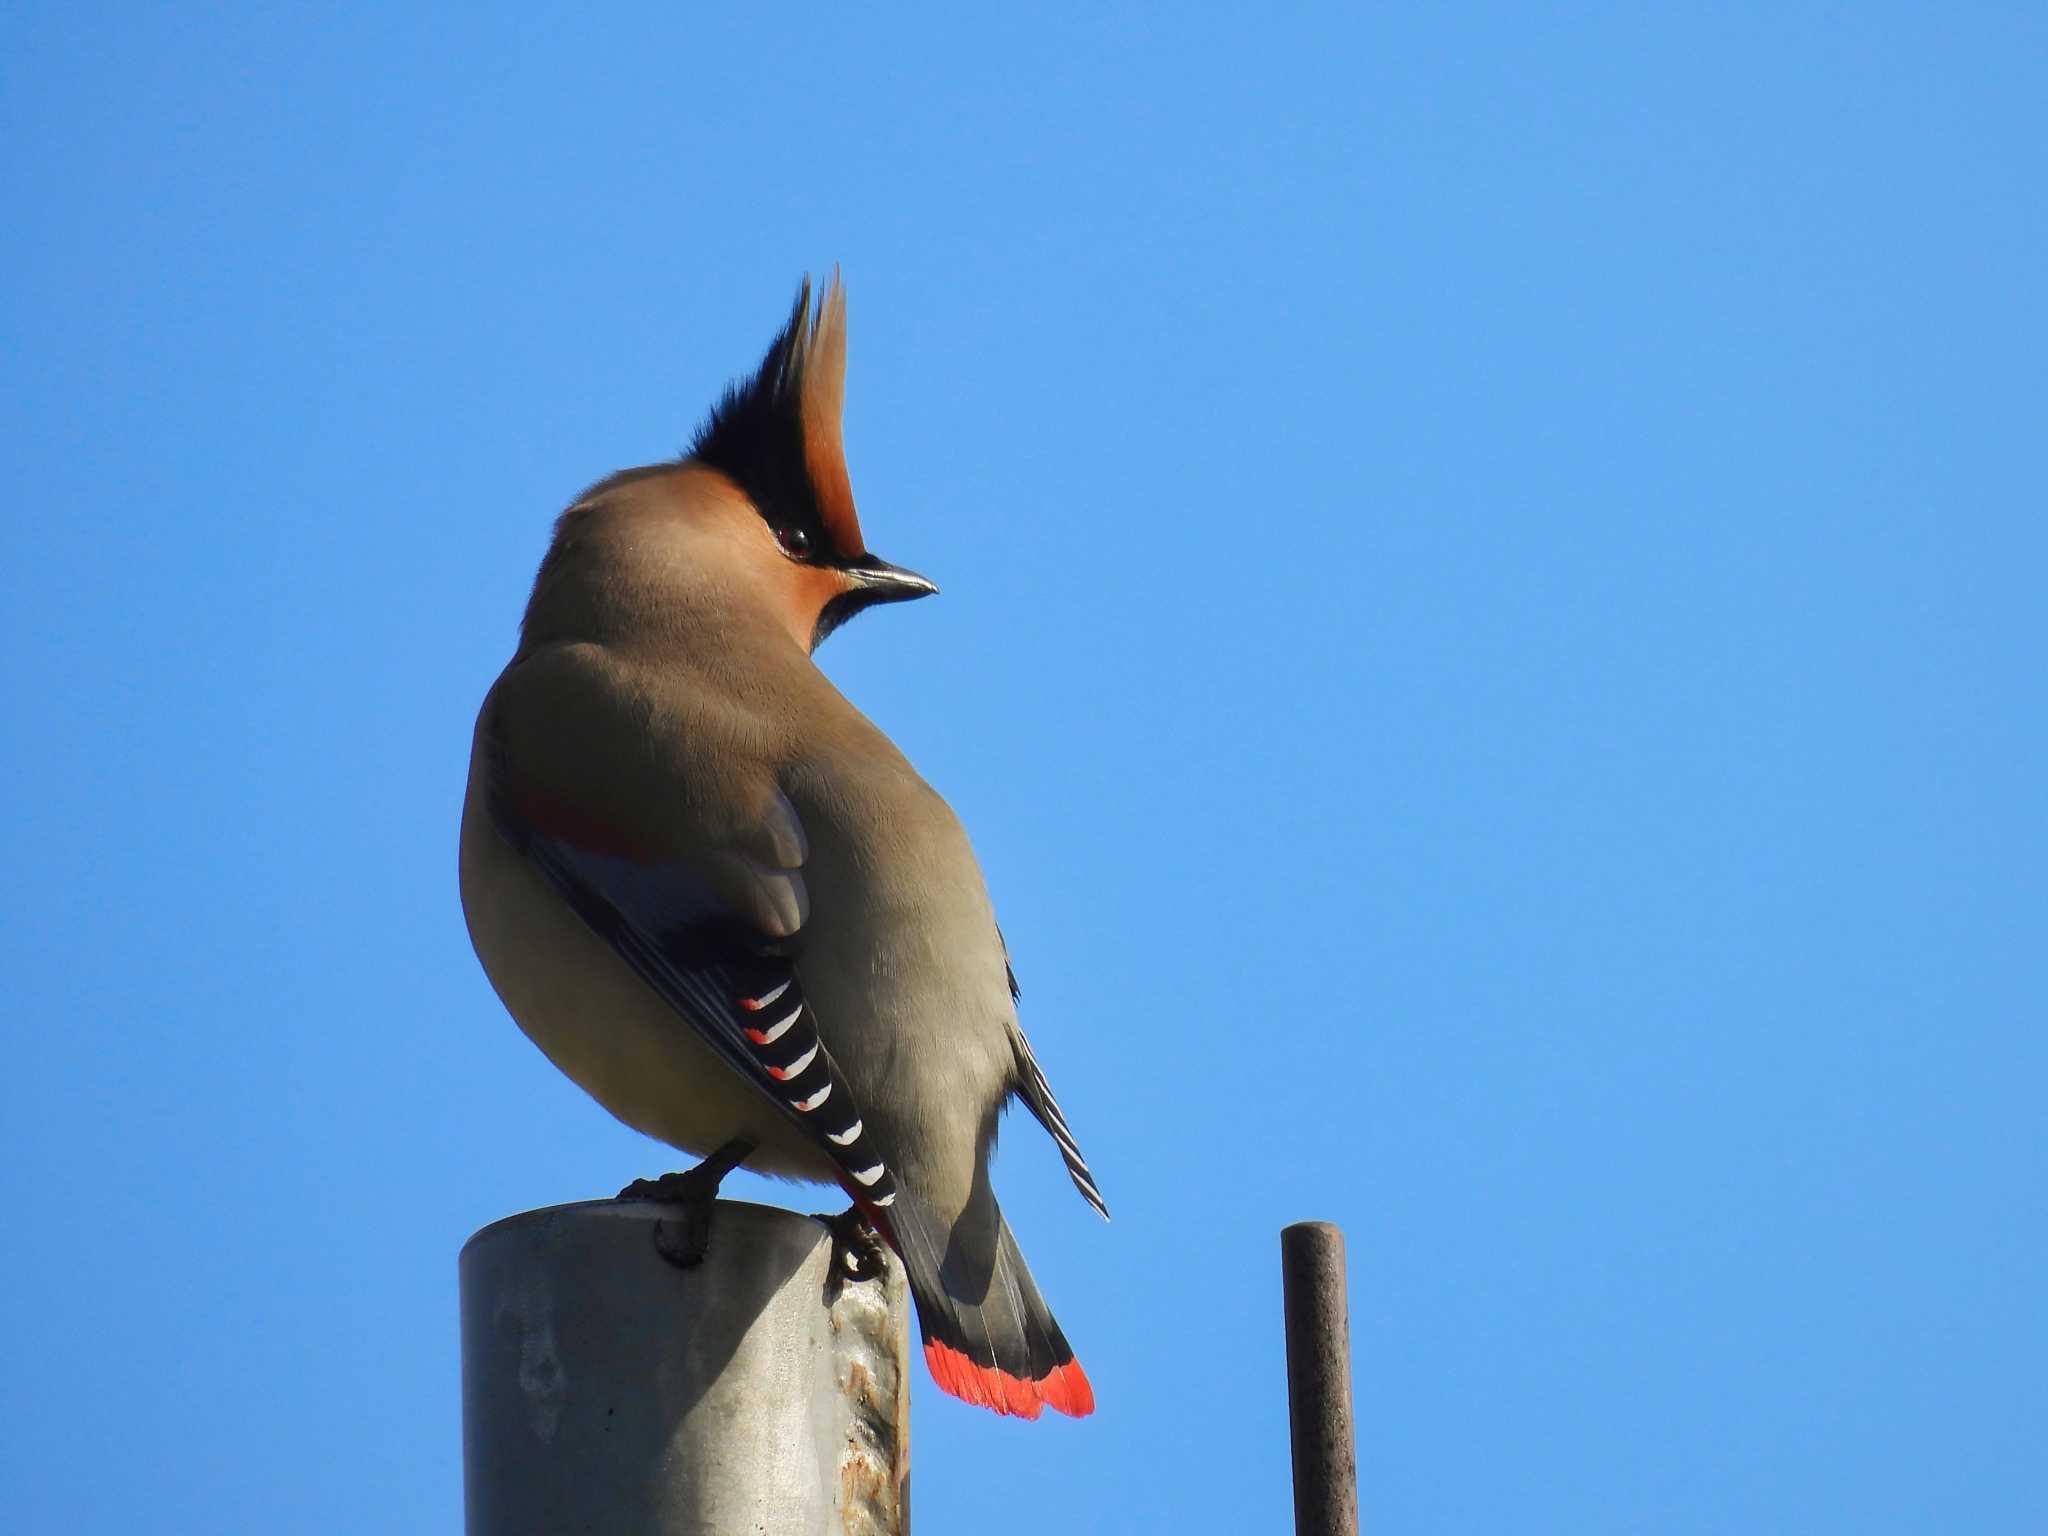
[844,554,939,604]
[811,553,939,650]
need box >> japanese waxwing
[459,274,1105,1418]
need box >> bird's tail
[870,1187,1093,1419]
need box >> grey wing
[1010,1024,1108,1220]
[1000,933,1109,1220]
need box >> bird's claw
[813,1205,888,1303]
[651,1206,715,1269]
[614,1171,721,1269]
[617,1170,715,1203]
[615,1139,755,1270]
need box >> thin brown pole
[1281,1221,1359,1536]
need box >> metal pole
[1281,1221,1359,1536]
[461,1199,909,1536]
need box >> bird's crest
[690,272,865,558]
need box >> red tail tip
[922,1340,1095,1420]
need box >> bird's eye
[777,526,812,558]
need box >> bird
[459,273,1105,1419]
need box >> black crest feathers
[689,273,865,559]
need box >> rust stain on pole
[1282,1221,1359,1536]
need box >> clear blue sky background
[3,4,2041,1531]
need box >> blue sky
[3,4,2042,1531]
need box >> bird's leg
[617,1137,755,1269]
[812,1204,889,1304]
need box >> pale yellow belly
[458,781,834,1185]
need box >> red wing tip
[512,788,648,862]
[922,1340,1095,1420]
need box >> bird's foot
[812,1205,889,1303]
[615,1138,754,1270]
[617,1170,713,1203]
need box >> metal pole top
[461,1199,909,1536]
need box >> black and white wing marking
[487,758,898,1212]
[726,965,894,1205]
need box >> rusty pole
[1281,1221,1359,1536]
[460,1199,909,1535]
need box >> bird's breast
[458,743,833,1182]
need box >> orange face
[659,463,867,653]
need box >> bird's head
[686,272,937,649]
[523,274,935,656]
